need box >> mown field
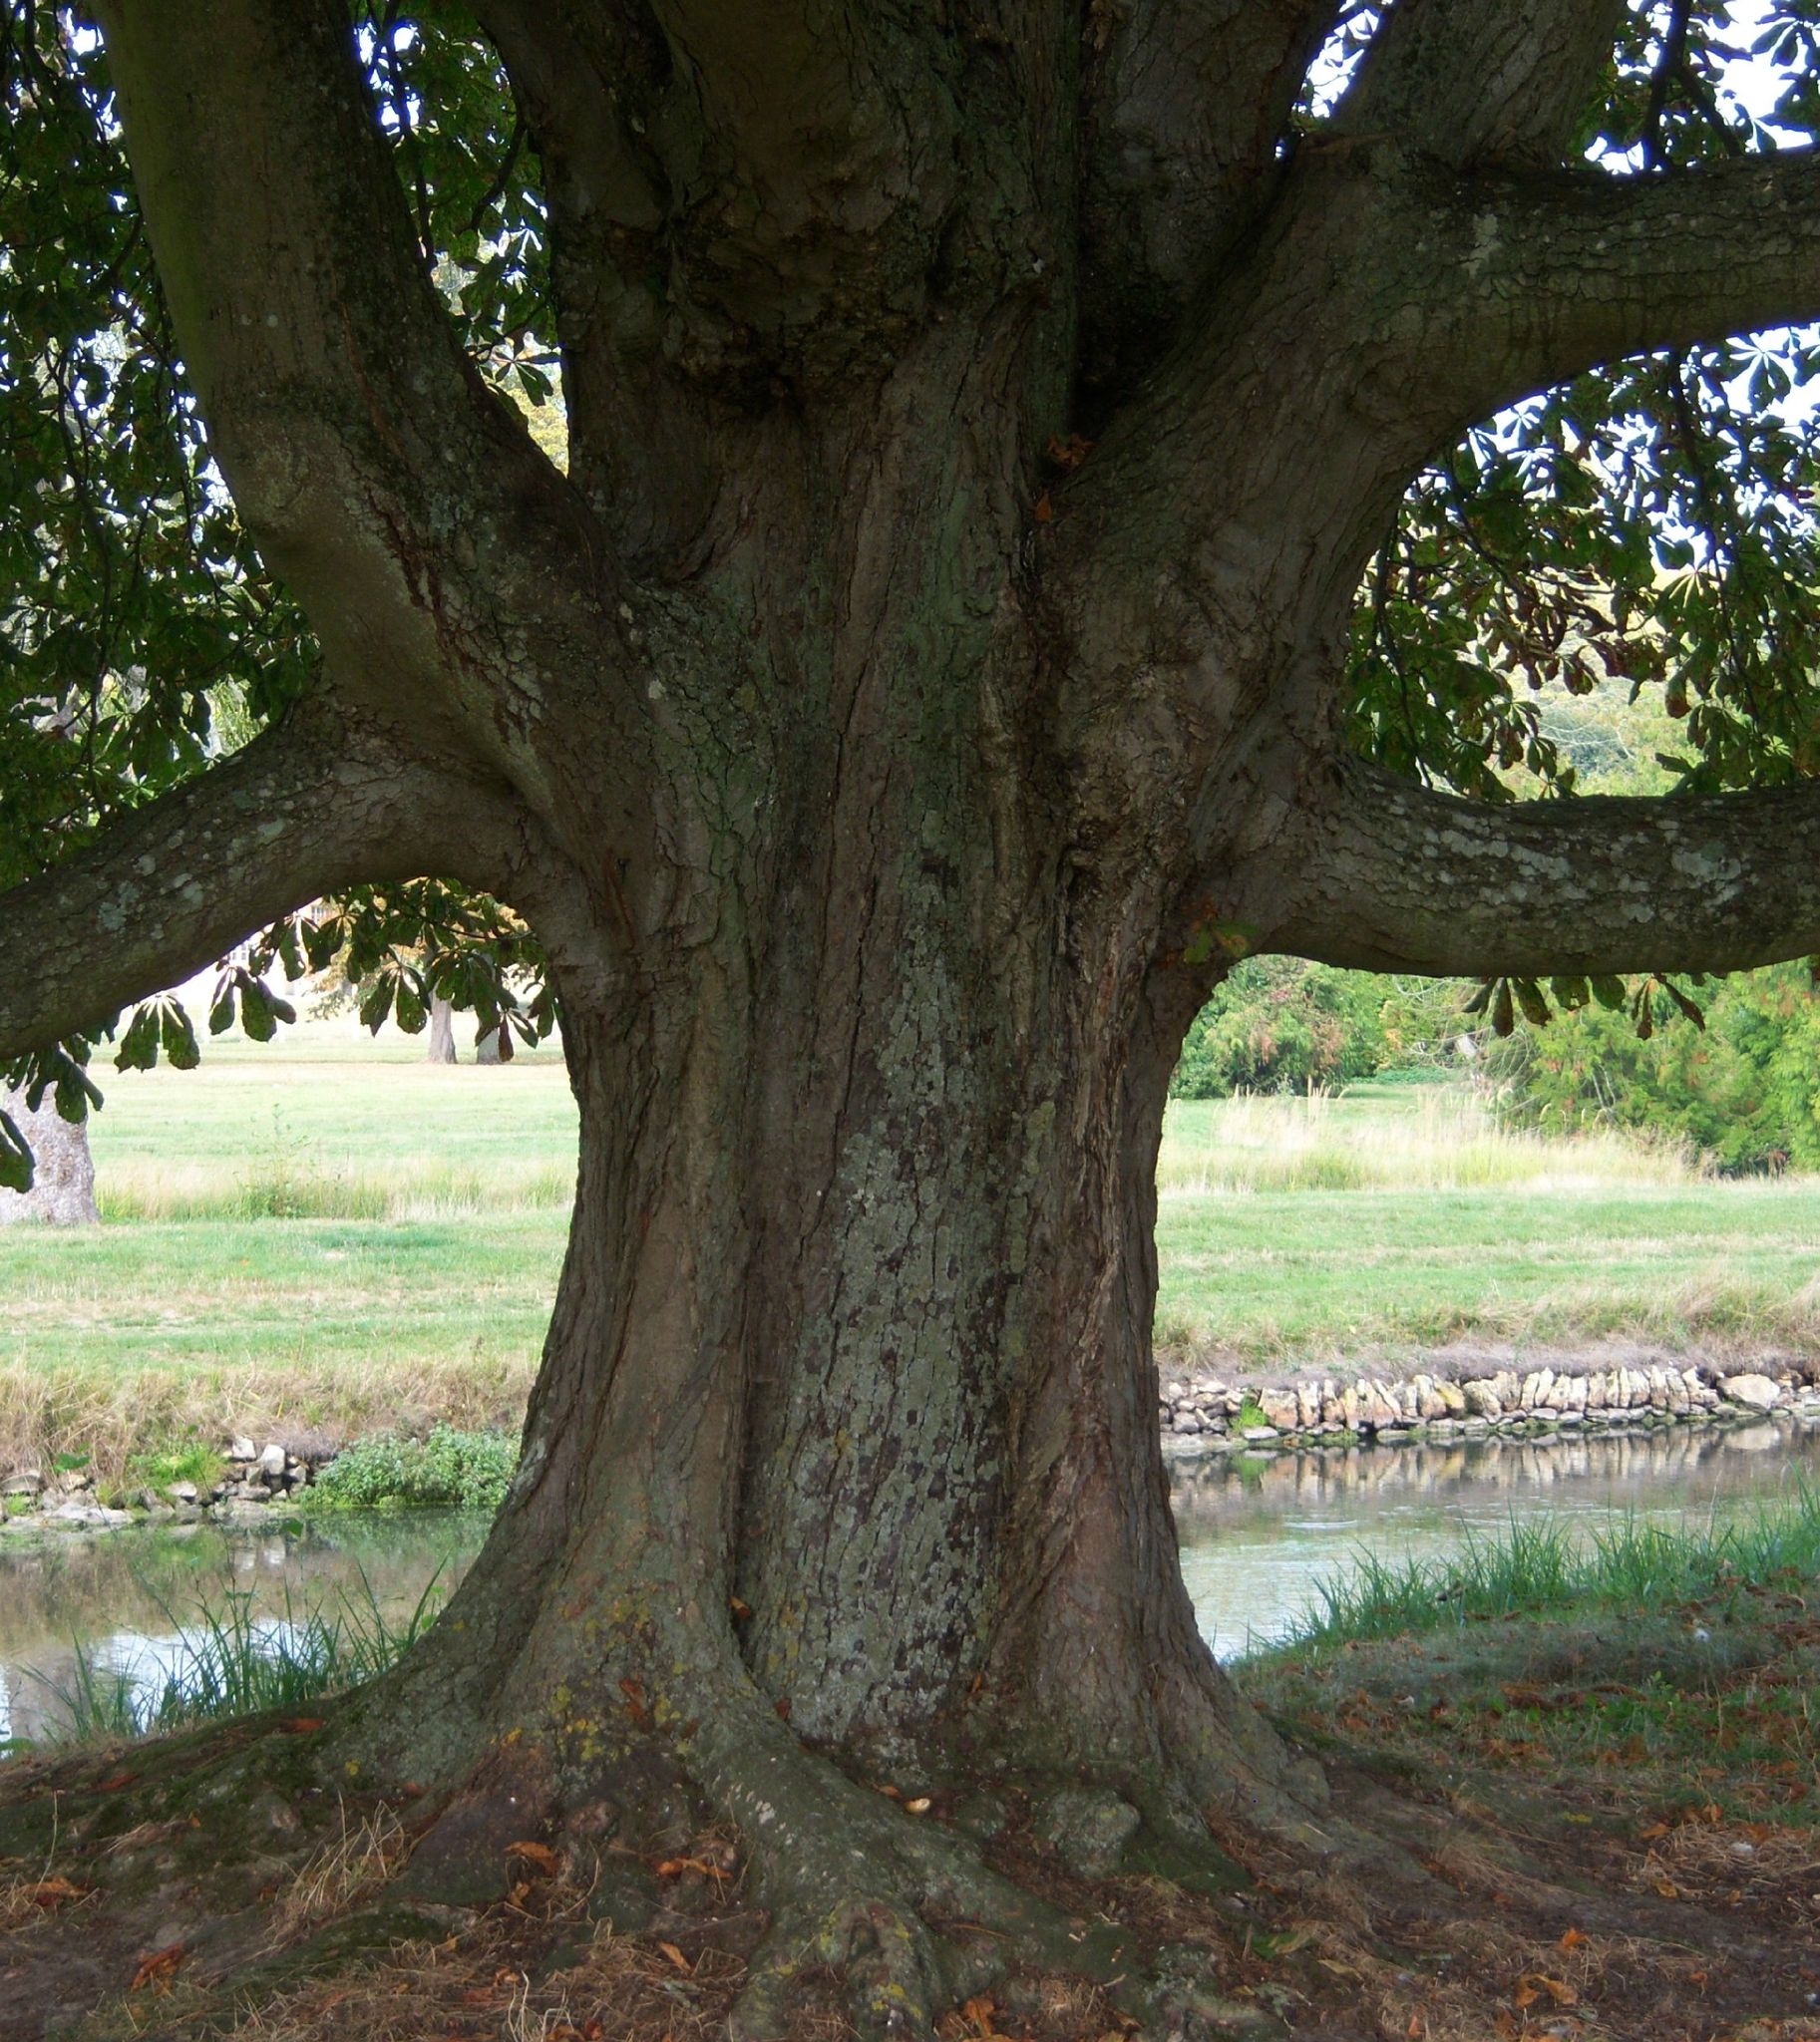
[5,1028,1820,1465]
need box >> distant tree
[425,994,457,1065]
[1490,961,1820,1173]
[0,1084,97,1225]
[1172,958,1389,1097]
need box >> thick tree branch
[1336,0,1628,167]
[474,1,712,562]
[1078,0,1337,402]
[94,1,647,826]
[1275,755,1820,978]
[0,713,525,1060]
[1436,149,1820,416]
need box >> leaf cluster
[1347,3,1820,802]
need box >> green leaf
[358,972,396,1035]
[1492,980,1515,1038]
[239,978,279,1043]
[115,1005,162,1073]
[1548,975,1590,1012]
[52,1052,103,1125]
[302,916,344,972]
[0,1112,34,1195]
[394,973,428,1035]
[160,1000,201,1070]
[1591,975,1627,1011]
[209,975,237,1035]
[1513,978,1552,1028]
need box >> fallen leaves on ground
[130,1943,184,1991]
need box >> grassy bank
[1243,1491,1820,1849]
[6,1037,1820,1472]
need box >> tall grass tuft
[1287,1482,1820,1649]
[19,1570,444,1749]
[98,1160,573,1222]
[1157,1087,1698,1196]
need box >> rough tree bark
[9,2,1820,2031]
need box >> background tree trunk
[0,1088,99,1226]
[425,995,457,1064]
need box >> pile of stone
[1161,1354,1820,1453]
[0,1435,326,1533]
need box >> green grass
[7,1023,1820,1469]
[1284,1485,1820,1648]
[1154,1178,1820,1357]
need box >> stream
[3,1415,1818,1746]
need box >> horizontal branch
[1276,755,1820,979]
[0,714,524,1060]
[1450,148,1820,406]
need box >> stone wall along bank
[1162,1353,1820,1454]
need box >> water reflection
[4,1419,1819,1743]
[1175,1413,1820,1658]
[0,1514,487,1746]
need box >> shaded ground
[2,1577,1818,2042]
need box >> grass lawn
[5,1028,1820,1466]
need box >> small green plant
[1235,1397,1270,1431]
[305,1427,516,1513]
[128,1442,228,1494]
[236,1107,338,1218]
[51,1451,90,1474]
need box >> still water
[3,1418,1818,1743]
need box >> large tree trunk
[336,334,1327,2022]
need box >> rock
[0,1470,43,1497]
[1719,1372,1782,1413]
[1296,1383,1322,1430]
[256,1443,287,1478]
[165,1480,199,1504]
[227,1436,257,1463]
[54,1466,93,1493]
[1463,1379,1501,1419]
[214,1499,273,1525]
[1258,1390,1298,1431]
[1240,1425,1279,1443]
[1033,1786,1142,1878]
[42,1500,132,1529]
[1437,1378,1466,1418]
[1359,1381,1398,1429]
